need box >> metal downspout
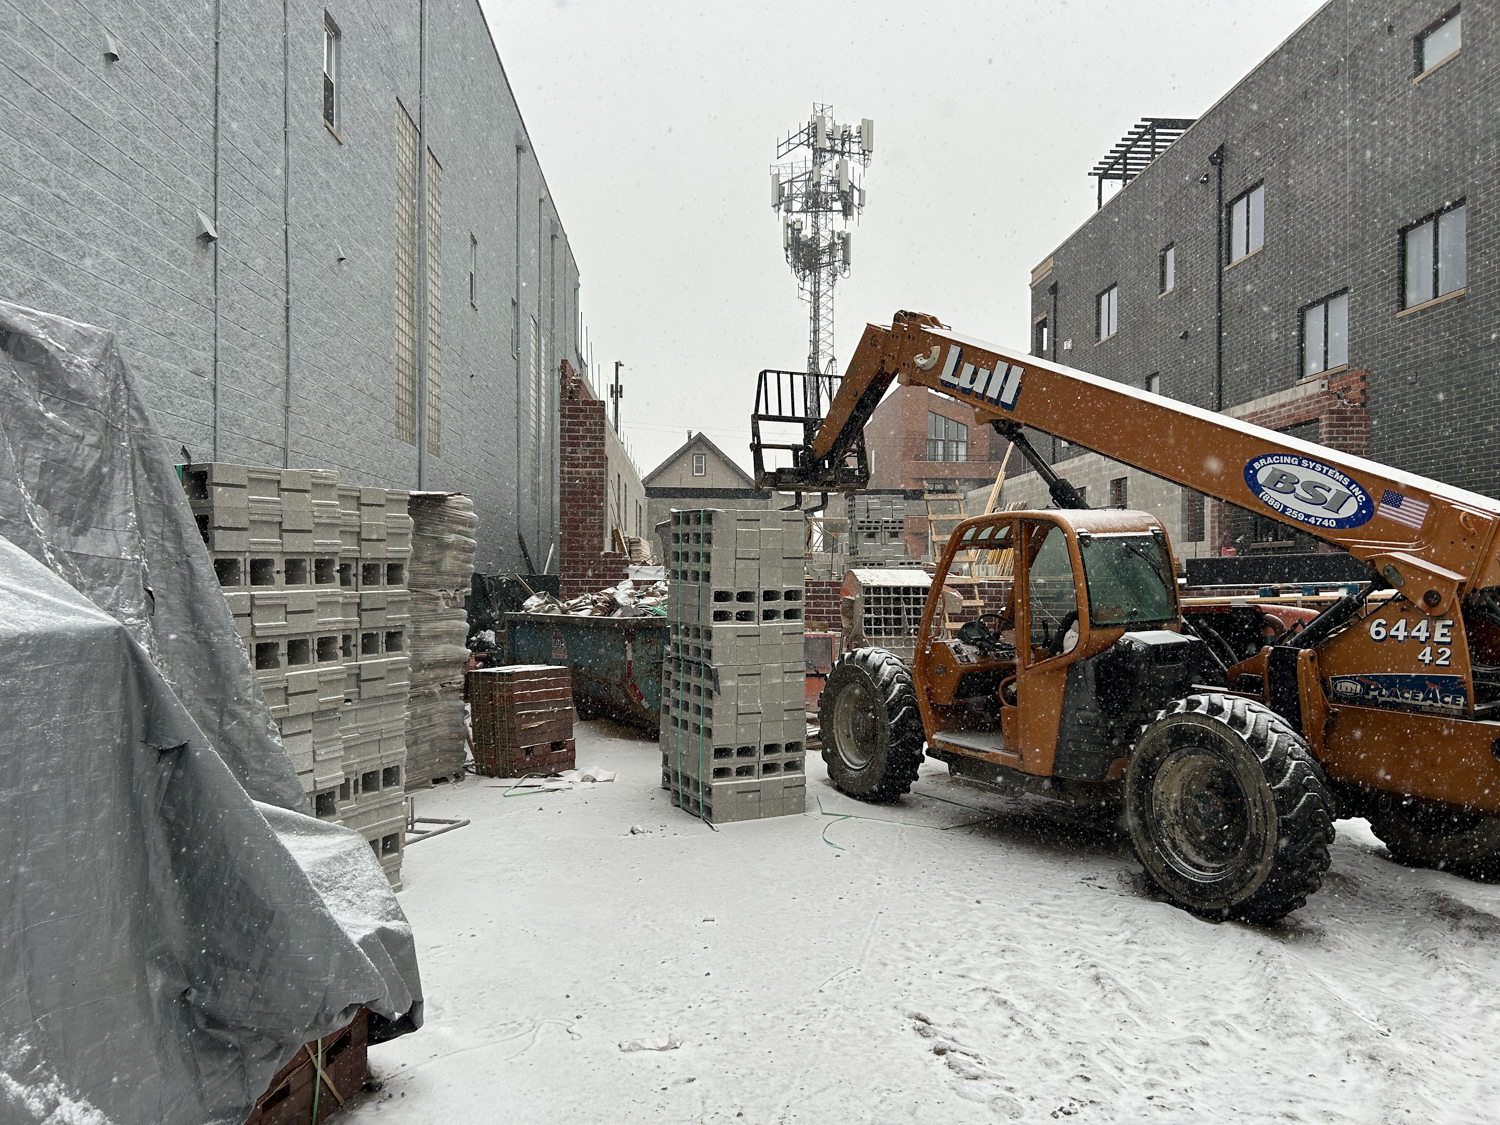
[1210,144,1225,412]
[212,0,221,460]
[281,0,292,468]
[415,0,429,488]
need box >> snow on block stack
[468,664,576,777]
[660,508,807,823]
[184,463,347,818]
[405,493,477,788]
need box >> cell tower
[771,104,873,385]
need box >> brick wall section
[805,579,842,634]
[558,360,627,599]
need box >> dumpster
[502,612,666,735]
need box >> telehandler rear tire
[1125,693,1335,923]
[1369,798,1500,875]
[819,648,925,802]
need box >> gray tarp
[0,301,422,1124]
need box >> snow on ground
[351,720,1500,1124]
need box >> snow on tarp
[0,300,422,1124]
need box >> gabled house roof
[643,431,757,489]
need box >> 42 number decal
[1369,617,1453,666]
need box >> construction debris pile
[661,508,807,824]
[405,493,478,787]
[521,578,669,618]
[184,463,412,888]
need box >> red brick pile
[468,664,577,777]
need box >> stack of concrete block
[404,493,477,787]
[467,664,576,776]
[846,493,910,565]
[659,508,807,824]
[185,463,411,890]
[337,486,411,889]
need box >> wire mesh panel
[425,148,443,457]
[394,103,419,446]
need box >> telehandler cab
[753,311,1500,921]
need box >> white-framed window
[691,453,706,476]
[469,234,478,308]
[926,412,968,462]
[1033,316,1048,357]
[323,14,340,132]
[1417,8,1461,75]
[1159,245,1175,294]
[1403,202,1466,308]
[1302,292,1349,376]
[1146,372,1160,394]
[1229,184,1265,263]
[1096,284,1119,341]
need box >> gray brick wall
[0,0,583,574]
[1030,0,1498,499]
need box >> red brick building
[558,361,637,599]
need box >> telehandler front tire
[819,648,926,802]
[1369,798,1500,876]
[1125,693,1334,923]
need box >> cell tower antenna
[770,104,873,415]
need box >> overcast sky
[480,0,1326,478]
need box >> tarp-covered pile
[405,492,477,787]
[0,301,421,1125]
[521,578,668,618]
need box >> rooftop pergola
[1089,118,1196,209]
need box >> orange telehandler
[751,311,1500,921]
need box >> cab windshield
[1078,533,1176,627]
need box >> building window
[1229,184,1265,263]
[926,412,968,462]
[394,102,418,445]
[1033,317,1049,356]
[1403,202,1466,308]
[323,15,340,132]
[1302,292,1349,377]
[1146,372,1160,394]
[692,453,706,476]
[469,235,478,309]
[1417,8,1461,75]
[1159,245,1175,294]
[1181,489,1206,543]
[1096,284,1119,341]
[1109,477,1128,508]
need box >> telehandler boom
[755,311,1500,921]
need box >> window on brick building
[927,412,968,462]
[1302,292,1349,376]
[1180,489,1206,543]
[1229,184,1265,263]
[1033,317,1048,356]
[1146,373,1160,394]
[692,453,706,476]
[323,15,341,133]
[1159,245,1175,294]
[1096,285,1119,341]
[1109,477,1128,508]
[1403,202,1465,308]
[1417,8,1461,75]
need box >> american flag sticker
[1377,489,1430,530]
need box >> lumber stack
[404,492,477,787]
[660,508,807,824]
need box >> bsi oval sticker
[1243,453,1374,530]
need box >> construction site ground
[350,719,1500,1124]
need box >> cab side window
[1026,521,1079,653]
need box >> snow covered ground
[351,720,1500,1124]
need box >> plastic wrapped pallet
[405,492,478,788]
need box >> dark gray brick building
[1023,0,1494,554]
[0,0,582,573]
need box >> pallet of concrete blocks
[405,492,477,788]
[183,463,351,818]
[659,508,807,823]
[467,664,576,777]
